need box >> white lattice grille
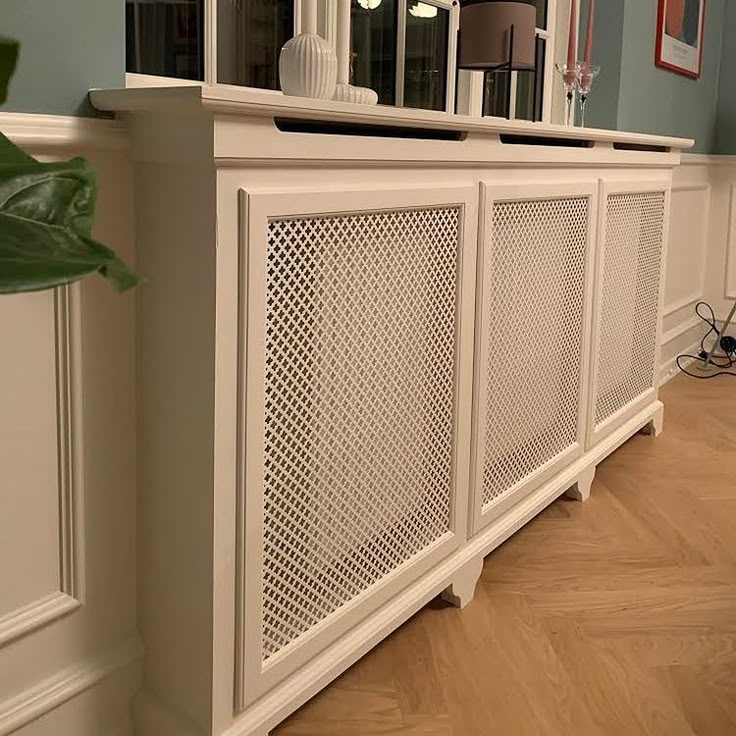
[261,206,460,662]
[481,197,588,508]
[594,192,664,428]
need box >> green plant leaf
[0,38,19,106]
[0,156,97,234]
[0,212,138,293]
[0,132,35,164]
[0,149,139,293]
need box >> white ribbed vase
[279,33,337,100]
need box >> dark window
[126,0,205,81]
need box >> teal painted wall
[618,0,724,152]
[579,0,726,152]
[1,0,124,116]
[715,2,736,153]
[578,0,624,131]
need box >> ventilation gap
[612,142,671,153]
[274,117,465,141]
[499,134,594,148]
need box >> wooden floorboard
[274,375,736,735]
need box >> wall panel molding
[0,636,142,736]
[663,184,710,316]
[0,287,85,646]
[727,184,736,300]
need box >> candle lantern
[457,0,537,119]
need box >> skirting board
[0,636,142,735]
[659,338,703,386]
[135,401,663,736]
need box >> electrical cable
[677,301,736,379]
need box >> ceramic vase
[279,33,337,100]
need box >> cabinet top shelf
[91,84,694,152]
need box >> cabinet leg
[441,557,483,609]
[640,404,664,437]
[565,464,596,502]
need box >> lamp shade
[458,1,536,70]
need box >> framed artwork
[656,0,706,79]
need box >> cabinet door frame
[586,178,672,449]
[470,180,599,535]
[235,183,478,708]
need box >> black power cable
[677,301,736,379]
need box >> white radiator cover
[88,85,688,736]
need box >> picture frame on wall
[655,0,706,79]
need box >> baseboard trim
[0,112,128,152]
[133,689,204,736]
[195,402,661,736]
[659,338,702,386]
[0,636,143,736]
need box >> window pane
[482,71,510,118]
[403,3,449,111]
[351,0,398,106]
[515,36,545,121]
[534,0,548,29]
[126,0,205,80]
[218,0,294,89]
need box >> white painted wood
[0,114,139,736]
[89,85,693,152]
[471,180,599,534]
[587,177,672,450]
[235,183,478,707]
[640,402,665,437]
[0,637,141,736]
[440,557,483,609]
[564,464,596,502]
[93,88,685,736]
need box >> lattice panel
[261,206,460,663]
[481,197,588,508]
[594,192,665,428]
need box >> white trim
[0,112,128,152]
[0,637,143,736]
[661,315,701,346]
[659,339,702,386]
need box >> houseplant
[0,38,138,294]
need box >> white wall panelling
[88,84,689,736]
[0,112,139,736]
[658,154,736,384]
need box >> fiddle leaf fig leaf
[0,39,19,106]
[0,131,35,164]
[0,37,137,294]
[0,155,139,293]
[0,156,97,234]
[0,212,138,293]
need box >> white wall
[0,114,140,736]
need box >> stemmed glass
[576,63,600,129]
[555,62,580,127]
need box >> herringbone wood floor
[274,376,736,735]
